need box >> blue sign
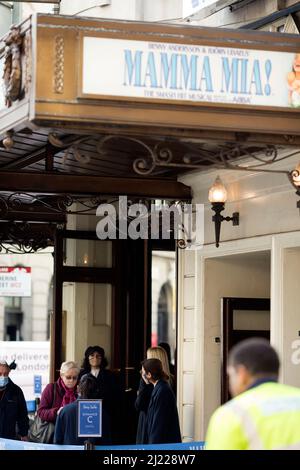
[34,375,42,394]
[77,399,102,437]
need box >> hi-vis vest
[205,382,300,450]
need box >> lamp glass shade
[208,176,227,203]
[292,162,300,187]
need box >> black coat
[79,368,119,414]
[135,378,153,444]
[79,368,121,442]
[145,380,181,444]
[0,378,29,439]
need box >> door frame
[148,238,177,359]
[52,229,150,388]
[52,229,115,380]
[221,297,270,404]
[177,235,273,440]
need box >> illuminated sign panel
[82,37,300,109]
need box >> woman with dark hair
[141,358,181,444]
[80,346,108,373]
[79,346,121,443]
[135,346,175,444]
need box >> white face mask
[0,376,9,387]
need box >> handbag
[29,383,56,444]
[28,415,55,443]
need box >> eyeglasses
[64,375,78,380]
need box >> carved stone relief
[2,25,23,107]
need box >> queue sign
[77,400,102,437]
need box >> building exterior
[0,0,300,444]
[0,249,53,400]
[0,251,53,341]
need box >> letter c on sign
[87,416,93,423]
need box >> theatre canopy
[0,14,299,197]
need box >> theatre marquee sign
[82,37,299,108]
[1,14,300,140]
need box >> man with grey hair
[0,360,29,440]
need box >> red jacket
[37,378,66,423]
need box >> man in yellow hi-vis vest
[206,337,300,450]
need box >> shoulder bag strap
[51,382,57,408]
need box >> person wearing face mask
[0,360,29,440]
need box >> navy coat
[0,378,29,439]
[54,400,111,445]
[145,380,181,444]
[79,368,121,442]
[79,369,120,415]
[135,378,153,444]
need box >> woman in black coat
[79,345,121,443]
[135,377,153,444]
[135,346,175,444]
[142,358,181,444]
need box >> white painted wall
[57,0,300,29]
[60,0,143,20]
[186,0,300,28]
[180,150,300,247]
[202,253,270,432]
[178,151,300,440]
[269,234,300,391]
[282,247,300,389]
[177,248,197,441]
[0,3,12,37]
[20,2,54,19]
[143,0,182,22]
[178,237,274,441]
[59,0,183,21]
